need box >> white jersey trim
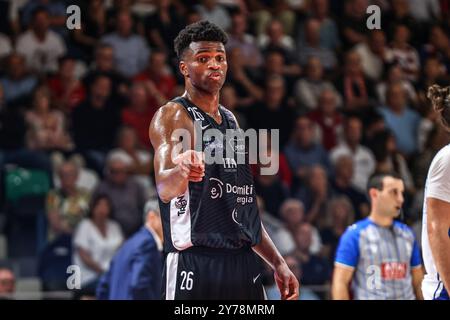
[170,188,193,250]
[165,252,179,300]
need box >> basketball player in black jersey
[149,21,299,300]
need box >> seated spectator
[94,150,149,237]
[72,74,120,174]
[390,24,420,83]
[73,194,124,297]
[354,30,393,82]
[379,82,421,157]
[0,32,12,61]
[0,266,15,300]
[121,83,155,149]
[101,10,150,78]
[220,83,248,129]
[306,0,340,51]
[83,43,129,101]
[297,18,337,71]
[284,115,331,185]
[226,11,263,68]
[145,0,185,54]
[46,160,91,241]
[71,0,108,61]
[47,55,86,113]
[330,154,369,220]
[111,126,155,197]
[279,198,323,255]
[338,0,369,49]
[369,129,415,196]
[295,165,334,227]
[294,57,342,112]
[293,222,331,297]
[416,57,448,108]
[308,89,343,151]
[195,0,231,31]
[330,116,376,192]
[0,53,38,106]
[246,75,296,148]
[265,254,320,300]
[133,49,177,112]
[15,7,66,74]
[335,50,376,112]
[376,63,418,107]
[96,200,163,300]
[320,196,355,267]
[258,19,295,58]
[25,86,73,151]
[257,196,296,256]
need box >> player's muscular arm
[253,225,300,300]
[149,102,204,203]
[426,197,450,292]
[331,265,354,300]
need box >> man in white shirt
[15,7,66,74]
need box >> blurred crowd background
[0,0,449,299]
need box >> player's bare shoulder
[149,101,194,146]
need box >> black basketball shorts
[162,246,265,300]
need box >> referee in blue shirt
[331,172,424,300]
[96,200,163,300]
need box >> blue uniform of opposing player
[332,172,424,300]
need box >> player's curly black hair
[174,20,228,59]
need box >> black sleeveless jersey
[159,97,262,253]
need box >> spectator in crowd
[121,83,155,149]
[258,19,295,60]
[83,43,128,101]
[379,82,421,157]
[96,200,163,300]
[46,160,91,241]
[308,0,340,51]
[330,116,376,192]
[339,0,369,49]
[376,63,418,107]
[101,10,150,78]
[133,50,177,112]
[308,88,343,150]
[422,25,450,74]
[265,254,320,300]
[279,198,323,255]
[73,194,124,297]
[145,0,185,55]
[0,53,38,106]
[94,150,149,237]
[294,57,341,112]
[24,86,73,152]
[15,7,66,74]
[0,32,12,61]
[336,50,376,112]
[284,115,331,184]
[354,30,393,82]
[220,83,248,129]
[416,57,448,108]
[330,154,370,220]
[390,24,420,83]
[295,165,333,227]
[320,196,355,266]
[293,222,331,296]
[226,11,263,68]
[247,75,296,148]
[0,267,15,299]
[71,0,108,61]
[72,74,120,174]
[47,55,86,113]
[383,0,420,47]
[297,18,337,71]
[112,126,155,197]
[195,0,231,31]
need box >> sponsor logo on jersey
[174,195,188,216]
[381,262,407,280]
[209,178,254,205]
